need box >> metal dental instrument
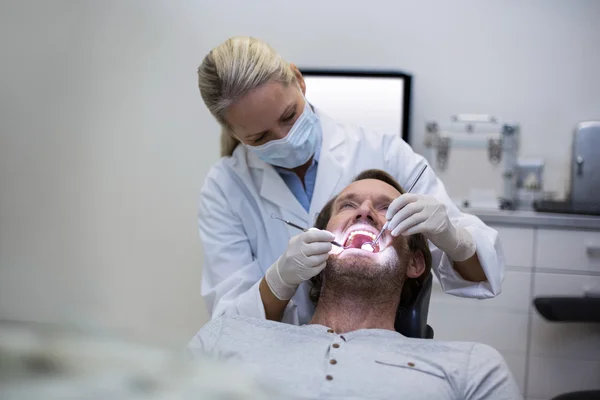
[368,164,429,248]
[270,215,345,248]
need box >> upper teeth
[347,230,376,242]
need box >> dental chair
[395,273,434,339]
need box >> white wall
[1,0,599,344]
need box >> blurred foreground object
[0,320,282,400]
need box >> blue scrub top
[274,135,321,212]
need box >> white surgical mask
[245,102,321,169]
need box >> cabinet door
[527,272,600,399]
[493,225,535,269]
[527,357,600,400]
[536,228,600,273]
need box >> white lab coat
[198,109,505,325]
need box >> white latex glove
[265,228,334,300]
[386,193,476,262]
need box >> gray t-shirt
[188,316,521,400]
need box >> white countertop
[462,207,600,230]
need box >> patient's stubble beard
[321,242,411,302]
[310,244,412,332]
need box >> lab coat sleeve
[198,170,267,320]
[463,344,522,400]
[384,135,505,298]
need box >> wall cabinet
[428,224,600,400]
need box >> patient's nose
[354,201,376,224]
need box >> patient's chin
[325,255,403,292]
[327,250,399,277]
[333,246,398,265]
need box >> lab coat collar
[318,108,344,152]
[245,146,308,222]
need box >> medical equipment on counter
[569,121,600,204]
[534,121,600,216]
[424,114,520,210]
[515,158,545,211]
[270,215,345,248]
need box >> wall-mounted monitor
[301,69,412,144]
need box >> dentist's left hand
[385,193,476,262]
[265,228,334,300]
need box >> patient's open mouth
[343,230,381,253]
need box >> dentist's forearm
[452,253,488,282]
[259,278,290,321]
[433,225,487,282]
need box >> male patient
[189,169,521,400]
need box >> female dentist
[197,36,504,324]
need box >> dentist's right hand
[265,228,334,300]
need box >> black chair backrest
[394,273,434,339]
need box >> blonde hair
[198,37,297,157]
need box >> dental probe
[369,164,428,247]
[270,215,345,248]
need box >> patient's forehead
[336,179,401,203]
